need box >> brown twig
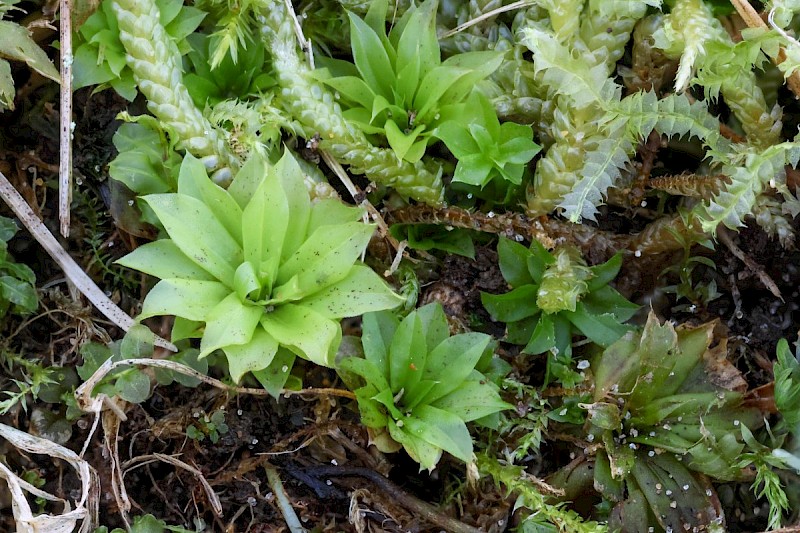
[0,170,176,351]
[717,226,783,300]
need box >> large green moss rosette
[118,151,403,390]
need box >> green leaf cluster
[774,337,800,434]
[0,215,37,318]
[183,32,275,108]
[186,408,229,443]
[314,0,503,163]
[576,313,763,531]
[0,1,60,112]
[434,91,540,191]
[481,238,637,385]
[117,151,403,393]
[338,303,511,471]
[73,0,205,100]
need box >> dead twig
[717,226,783,300]
[265,464,307,533]
[58,0,73,237]
[0,169,176,351]
[122,454,223,518]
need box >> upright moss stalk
[256,0,444,204]
[111,0,239,184]
[523,1,651,220]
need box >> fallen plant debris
[1,0,800,531]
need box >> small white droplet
[577,360,590,370]
[331,459,338,466]
[281,365,289,372]
[634,249,642,257]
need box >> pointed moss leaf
[307,198,364,234]
[139,279,229,322]
[143,194,242,283]
[108,123,178,195]
[453,154,494,187]
[506,314,539,344]
[372,387,405,420]
[242,168,288,285]
[388,312,428,392]
[497,238,535,287]
[0,60,13,110]
[339,356,390,392]
[431,380,511,422]
[594,451,625,502]
[565,303,629,347]
[0,21,60,82]
[354,392,388,429]
[224,327,279,383]
[199,294,263,358]
[406,405,473,463]
[120,324,154,359]
[395,54,421,107]
[177,154,243,243]
[360,310,399,375]
[233,261,261,302]
[434,51,504,112]
[114,370,151,404]
[0,276,37,312]
[171,317,202,342]
[228,151,269,209]
[0,216,18,241]
[413,303,450,351]
[276,222,374,290]
[414,65,470,120]
[348,11,394,99]
[321,75,376,111]
[403,379,438,412]
[481,285,540,322]
[775,338,800,430]
[423,333,490,403]
[385,120,426,162]
[593,330,641,401]
[523,313,555,355]
[117,240,215,281]
[252,348,296,399]
[388,419,442,471]
[396,0,438,78]
[582,285,639,322]
[498,124,539,163]
[274,152,312,260]
[587,252,623,291]
[436,121,480,159]
[261,304,340,366]
[301,265,402,319]
[527,240,554,281]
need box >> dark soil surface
[2,11,800,533]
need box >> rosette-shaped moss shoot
[482,238,638,385]
[338,303,511,471]
[118,151,403,393]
